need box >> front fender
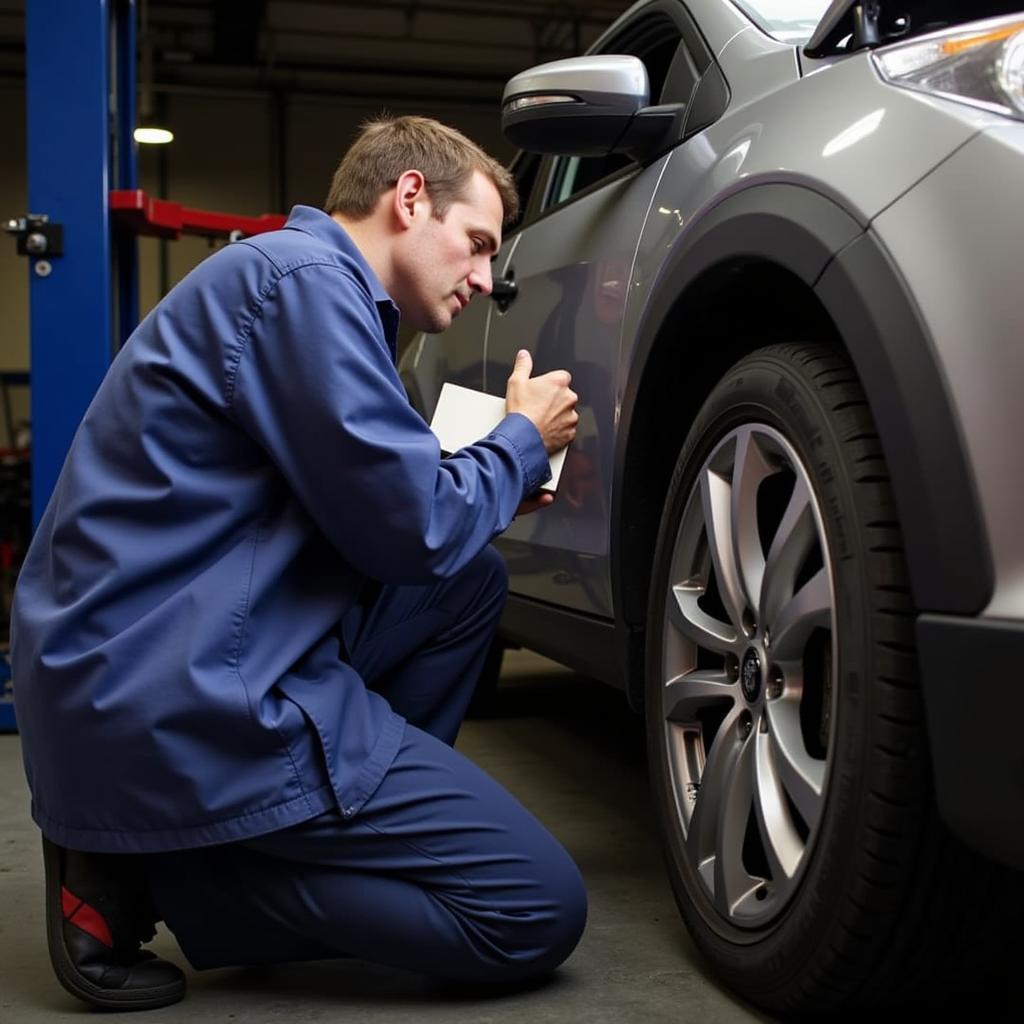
[612,182,990,646]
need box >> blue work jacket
[11,206,550,854]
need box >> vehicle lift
[2,0,284,731]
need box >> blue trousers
[145,548,587,983]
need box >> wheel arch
[612,183,992,708]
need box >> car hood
[804,0,1024,57]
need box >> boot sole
[43,837,186,1011]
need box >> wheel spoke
[765,693,826,828]
[713,723,762,916]
[668,581,737,653]
[686,705,744,860]
[771,568,832,660]
[700,466,747,633]
[760,476,816,626]
[730,428,773,615]
[686,707,760,915]
[753,723,806,884]
[663,670,736,722]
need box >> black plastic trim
[499,594,620,687]
[804,0,860,58]
[682,61,729,139]
[816,232,993,613]
[916,613,1024,868]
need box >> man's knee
[530,856,587,975]
[467,849,588,983]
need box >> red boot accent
[62,885,114,948]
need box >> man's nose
[468,260,493,296]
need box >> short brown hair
[324,115,518,226]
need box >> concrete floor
[0,651,770,1024]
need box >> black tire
[645,343,1021,1013]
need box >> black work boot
[42,836,186,1011]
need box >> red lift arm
[109,190,286,240]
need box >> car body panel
[486,156,671,617]
[870,122,1024,621]
[707,33,1003,225]
[715,25,801,107]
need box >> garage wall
[0,80,28,443]
[0,82,514,444]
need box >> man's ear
[393,170,428,229]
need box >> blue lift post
[12,3,279,732]
[5,1,139,732]
[114,0,141,347]
[24,0,138,527]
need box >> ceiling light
[134,126,174,145]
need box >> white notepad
[429,382,567,494]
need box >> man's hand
[505,349,579,455]
[516,493,554,517]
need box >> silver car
[401,0,1024,1012]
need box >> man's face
[391,169,503,334]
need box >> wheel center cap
[741,648,762,702]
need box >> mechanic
[11,115,584,1012]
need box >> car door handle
[491,270,518,312]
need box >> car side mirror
[502,55,684,161]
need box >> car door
[485,3,708,618]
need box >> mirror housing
[503,55,652,157]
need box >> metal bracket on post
[4,214,64,276]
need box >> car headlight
[873,15,1024,120]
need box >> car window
[503,150,544,234]
[546,11,685,208]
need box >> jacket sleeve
[228,261,550,583]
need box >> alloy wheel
[656,423,837,929]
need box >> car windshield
[731,0,832,44]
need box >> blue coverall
[11,206,586,981]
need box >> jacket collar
[284,205,400,358]
[284,206,392,302]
